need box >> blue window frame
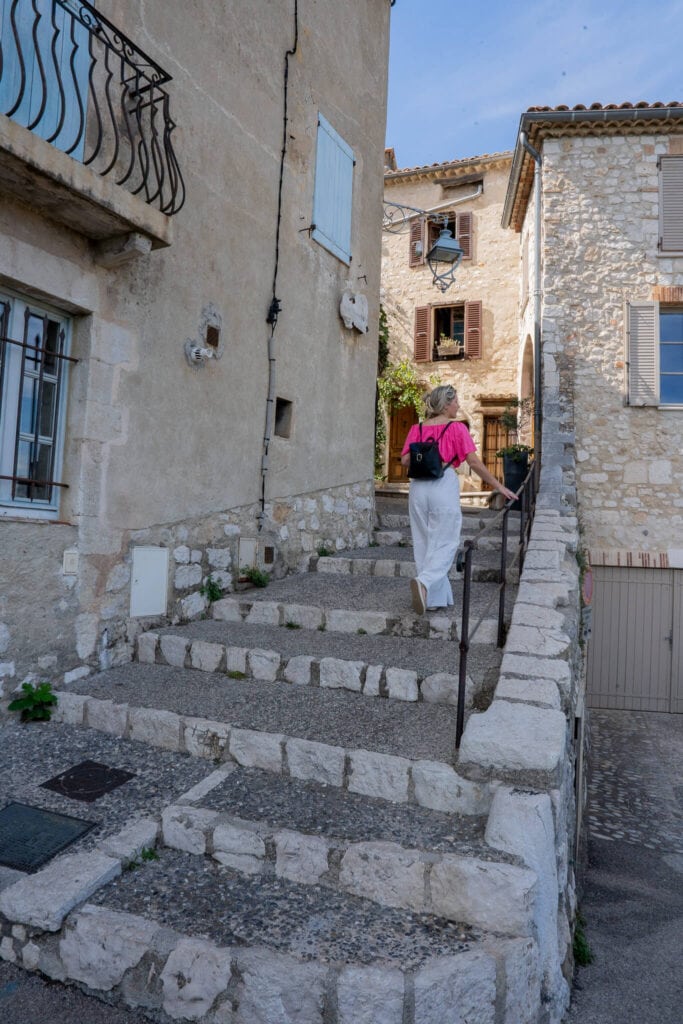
[312,114,354,264]
[659,308,683,405]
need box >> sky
[386,0,683,168]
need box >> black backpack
[408,422,456,480]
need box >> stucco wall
[0,0,390,683]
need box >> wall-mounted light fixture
[383,193,477,294]
[426,221,464,293]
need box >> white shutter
[659,156,683,253]
[312,114,354,264]
[627,302,658,406]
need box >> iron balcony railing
[0,0,185,214]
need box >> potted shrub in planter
[496,443,534,509]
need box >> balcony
[0,0,185,253]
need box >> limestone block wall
[538,133,683,559]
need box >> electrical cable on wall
[258,0,299,532]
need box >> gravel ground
[0,961,151,1024]
[0,720,211,862]
[65,664,461,763]
[92,847,477,967]
[198,765,503,858]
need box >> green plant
[200,574,222,603]
[140,846,159,862]
[369,540,379,547]
[573,921,594,966]
[241,566,270,588]
[317,624,326,632]
[357,628,367,635]
[377,359,438,416]
[227,669,246,679]
[8,681,58,722]
[495,443,534,462]
[317,544,333,557]
[285,621,301,630]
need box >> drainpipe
[520,131,542,470]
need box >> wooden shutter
[456,212,473,260]
[312,114,354,264]
[464,300,482,358]
[627,301,658,405]
[409,218,425,266]
[414,306,431,362]
[659,156,683,253]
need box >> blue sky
[387,0,683,168]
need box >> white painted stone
[174,545,190,564]
[160,634,189,668]
[496,676,562,709]
[75,614,98,660]
[180,591,209,620]
[363,664,383,696]
[190,549,202,562]
[516,581,570,608]
[0,623,9,654]
[459,702,567,774]
[174,564,203,590]
[286,738,346,786]
[179,767,234,804]
[161,938,232,1021]
[373,559,397,577]
[348,750,410,802]
[413,951,497,1024]
[22,942,40,970]
[190,640,225,673]
[11,926,26,941]
[63,665,91,685]
[351,558,372,575]
[398,560,416,577]
[274,830,329,884]
[283,656,314,686]
[326,609,387,634]
[105,563,131,593]
[282,603,324,628]
[501,652,572,692]
[129,707,183,751]
[229,728,283,772]
[430,856,538,935]
[184,717,231,759]
[207,547,231,569]
[60,905,158,990]
[0,851,121,931]
[212,820,266,874]
[162,805,218,855]
[505,624,570,659]
[212,598,243,622]
[99,818,158,863]
[0,937,16,962]
[428,615,452,639]
[339,842,425,912]
[86,697,128,736]
[137,631,159,664]
[486,937,543,1024]
[234,947,326,1024]
[245,602,282,626]
[248,648,281,681]
[420,672,459,704]
[411,761,489,815]
[319,658,364,692]
[226,646,248,674]
[337,966,404,1024]
[51,690,88,726]
[316,557,349,574]
[510,603,566,631]
[385,667,418,701]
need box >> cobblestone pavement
[566,710,683,1024]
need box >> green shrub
[199,575,223,603]
[242,566,270,588]
[8,682,58,722]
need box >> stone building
[503,103,683,713]
[381,149,522,487]
[0,0,391,689]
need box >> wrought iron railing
[0,0,185,214]
[455,463,538,748]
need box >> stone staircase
[0,495,542,1024]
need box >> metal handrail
[455,463,537,748]
[0,0,185,214]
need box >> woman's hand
[497,483,518,502]
[465,452,521,503]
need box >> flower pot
[502,452,529,511]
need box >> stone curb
[51,692,491,815]
[314,555,516,583]
[139,630,474,707]
[0,902,543,1024]
[158,804,537,935]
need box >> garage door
[586,567,683,712]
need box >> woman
[401,385,516,615]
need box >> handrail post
[456,541,474,749]
[497,506,509,648]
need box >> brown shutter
[464,300,482,358]
[414,305,431,362]
[659,156,683,252]
[627,301,658,405]
[409,218,425,267]
[457,212,472,260]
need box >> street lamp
[426,223,464,293]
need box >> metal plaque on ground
[41,759,135,803]
[0,802,96,872]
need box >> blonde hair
[423,384,457,419]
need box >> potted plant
[495,443,534,509]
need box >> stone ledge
[458,701,567,779]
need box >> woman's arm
[465,452,517,501]
[401,452,411,468]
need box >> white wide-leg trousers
[409,469,462,609]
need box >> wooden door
[482,416,510,489]
[388,406,418,482]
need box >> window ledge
[0,114,172,250]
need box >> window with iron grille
[0,290,73,517]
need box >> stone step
[54,663,487,813]
[315,546,516,583]
[140,621,471,707]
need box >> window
[312,114,354,264]
[0,290,73,517]
[658,156,683,254]
[627,301,683,406]
[413,301,482,362]
[409,212,473,268]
